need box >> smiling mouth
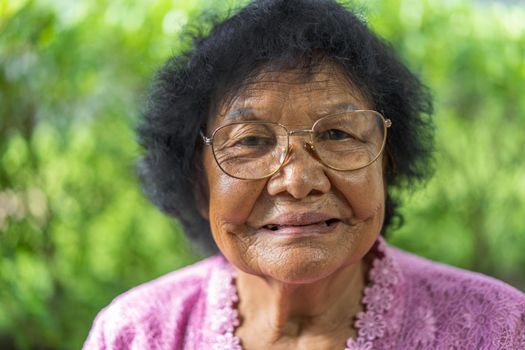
[263,218,341,231]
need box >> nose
[266,139,331,199]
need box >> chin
[257,246,353,284]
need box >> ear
[193,163,210,221]
[194,185,209,221]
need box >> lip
[259,212,341,236]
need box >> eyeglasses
[201,110,392,180]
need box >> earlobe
[194,179,210,221]
[196,188,210,221]
[191,165,210,222]
[197,205,209,221]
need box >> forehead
[212,62,371,127]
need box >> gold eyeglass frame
[201,110,392,180]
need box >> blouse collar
[205,237,404,349]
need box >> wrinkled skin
[201,62,386,349]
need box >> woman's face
[202,62,385,283]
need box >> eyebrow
[315,102,358,114]
[223,108,259,123]
[223,103,359,123]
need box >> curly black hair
[137,0,434,254]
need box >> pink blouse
[83,240,525,349]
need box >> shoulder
[390,246,525,302]
[82,255,224,350]
[389,246,525,348]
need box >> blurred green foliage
[0,0,524,348]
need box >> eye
[235,135,275,147]
[319,129,354,141]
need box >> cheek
[204,151,266,226]
[207,174,268,270]
[330,164,385,220]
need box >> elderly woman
[84,0,525,349]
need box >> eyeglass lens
[211,111,386,179]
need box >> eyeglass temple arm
[200,130,212,145]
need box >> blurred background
[1,0,524,348]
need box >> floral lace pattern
[83,240,525,349]
[207,267,242,350]
[346,238,401,349]
[208,238,402,350]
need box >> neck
[235,260,368,344]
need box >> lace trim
[346,238,401,349]
[207,266,242,350]
[208,238,401,350]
